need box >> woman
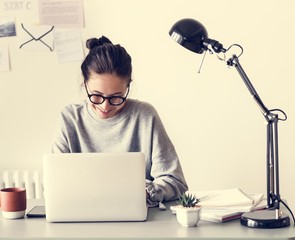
[51,36,188,204]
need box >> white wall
[1,0,295,209]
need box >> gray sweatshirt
[51,99,188,203]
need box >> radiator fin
[0,170,43,199]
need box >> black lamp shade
[169,18,208,54]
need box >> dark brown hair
[81,36,132,86]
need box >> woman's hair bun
[86,36,113,50]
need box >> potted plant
[173,192,201,227]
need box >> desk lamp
[169,18,293,228]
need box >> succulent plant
[177,192,200,208]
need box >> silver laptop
[43,152,148,222]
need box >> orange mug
[0,187,26,219]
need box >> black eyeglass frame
[85,85,130,106]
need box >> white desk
[0,199,295,239]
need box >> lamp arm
[227,54,281,210]
[227,55,271,121]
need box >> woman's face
[86,72,129,119]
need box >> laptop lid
[43,152,147,222]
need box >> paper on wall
[0,16,16,38]
[54,30,84,63]
[0,45,10,71]
[19,23,55,51]
[39,0,84,28]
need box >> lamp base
[240,209,290,228]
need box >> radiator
[0,170,43,199]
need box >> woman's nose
[101,99,111,109]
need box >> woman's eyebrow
[90,90,123,96]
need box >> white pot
[175,206,201,227]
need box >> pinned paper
[19,23,54,51]
[54,30,84,63]
[0,16,16,37]
[39,0,84,28]
[0,45,10,71]
[0,0,39,19]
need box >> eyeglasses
[85,85,130,106]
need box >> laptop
[43,152,148,222]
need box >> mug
[0,187,26,219]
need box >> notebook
[43,152,148,222]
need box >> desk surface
[0,199,295,240]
